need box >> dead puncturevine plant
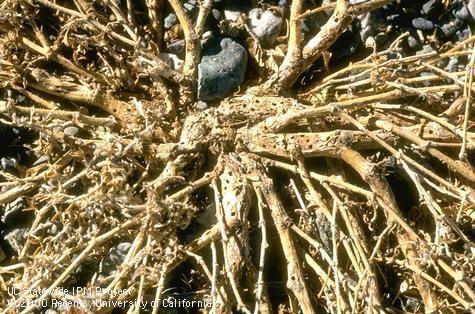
[0,0,475,313]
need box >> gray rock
[456,28,470,41]
[417,44,435,55]
[407,35,419,49]
[247,8,283,47]
[437,22,457,39]
[196,101,208,110]
[202,30,213,43]
[403,296,420,312]
[446,57,459,72]
[212,9,221,20]
[5,227,28,255]
[33,155,49,166]
[224,9,241,22]
[412,17,434,31]
[360,10,387,42]
[453,3,470,21]
[278,0,288,11]
[160,53,184,71]
[468,0,475,20]
[164,13,177,29]
[183,0,197,12]
[63,126,79,137]
[49,222,61,235]
[420,72,432,87]
[168,39,185,58]
[99,242,131,275]
[198,37,247,101]
[0,157,16,171]
[422,0,440,17]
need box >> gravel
[4,227,28,255]
[99,242,132,275]
[247,8,282,47]
[196,101,208,110]
[422,0,441,17]
[164,13,177,29]
[33,154,49,166]
[0,157,16,172]
[468,0,475,20]
[407,35,420,49]
[198,37,247,101]
[167,39,185,58]
[453,2,470,21]
[412,17,434,31]
[446,57,459,72]
[160,53,184,72]
[63,126,79,137]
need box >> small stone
[412,17,434,31]
[456,28,470,42]
[420,72,432,87]
[33,155,49,166]
[16,95,25,103]
[278,0,288,10]
[5,227,28,255]
[453,3,470,21]
[416,44,435,55]
[212,9,221,20]
[160,53,184,71]
[63,126,79,137]
[99,242,132,275]
[202,30,214,43]
[183,0,197,12]
[468,0,475,20]
[164,13,177,29]
[247,8,283,47]
[446,57,459,72]
[407,35,420,49]
[224,9,241,22]
[360,10,387,41]
[422,0,441,17]
[196,101,208,110]
[198,37,248,101]
[0,157,16,171]
[403,296,420,312]
[168,39,185,58]
[436,22,457,39]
